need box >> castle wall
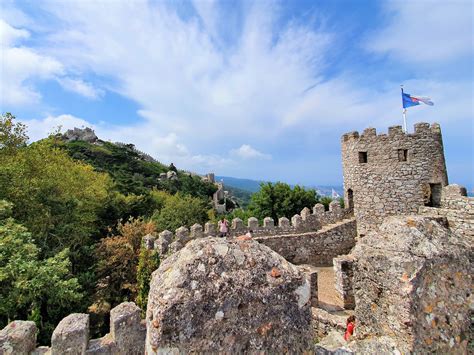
[341,122,448,235]
[148,202,354,267]
[419,184,474,240]
[0,302,146,355]
[254,218,356,267]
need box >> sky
[1,0,473,190]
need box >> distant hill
[56,136,217,199]
[216,175,343,197]
[216,176,267,193]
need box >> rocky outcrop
[63,127,98,143]
[352,215,472,353]
[145,237,313,353]
[0,321,37,355]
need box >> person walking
[218,217,229,238]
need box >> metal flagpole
[401,85,407,132]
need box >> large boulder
[145,237,312,353]
[352,215,472,353]
[0,321,37,355]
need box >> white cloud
[57,77,104,99]
[231,144,271,160]
[0,18,29,46]
[367,1,473,63]
[23,114,94,142]
[0,19,104,107]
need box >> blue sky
[1,0,473,190]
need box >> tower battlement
[341,122,448,235]
[341,122,442,143]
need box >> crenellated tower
[341,122,448,236]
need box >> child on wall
[218,217,229,237]
[344,315,356,341]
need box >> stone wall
[341,122,448,236]
[0,302,145,355]
[333,255,355,309]
[351,215,472,353]
[146,201,353,262]
[419,184,474,240]
[254,218,357,267]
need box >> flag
[331,189,340,199]
[402,90,434,109]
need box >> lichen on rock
[145,237,313,353]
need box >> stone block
[300,207,311,220]
[204,222,217,236]
[333,255,355,309]
[110,302,144,354]
[0,320,37,355]
[190,224,203,239]
[175,226,189,243]
[247,217,258,230]
[231,218,243,230]
[313,203,325,216]
[155,230,173,255]
[278,217,290,229]
[263,217,274,228]
[329,200,341,213]
[142,234,156,250]
[291,214,303,229]
[51,313,89,355]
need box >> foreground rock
[352,215,472,353]
[145,237,312,353]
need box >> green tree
[0,112,28,154]
[152,193,210,232]
[248,182,319,221]
[0,140,112,259]
[0,200,82,345]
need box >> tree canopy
[248,182,319,221]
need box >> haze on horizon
[1,0,473,190]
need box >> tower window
[398,149,408,162]
[358,151,368,164]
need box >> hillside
[56,137,217,199]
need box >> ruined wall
[0,302,145,355]
[145,201,354,267]
[254,218,356,267]
[419,184,474,240]
[351,215,472,353]
[341,122,448,236]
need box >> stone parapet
[254,218,357,267]
[1,302,146,355]
[0,320,37,355]
[149,204,353,258]
[419,184,474,239]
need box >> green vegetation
[247,182,319,222]
[0,113,215,345]
[0,200,82,344]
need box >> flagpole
[401,85,407,132]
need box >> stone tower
[341,122,448,236]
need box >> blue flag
[402,89,434,109]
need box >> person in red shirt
[344,315,356,341]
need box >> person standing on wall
[218,217,229,237]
